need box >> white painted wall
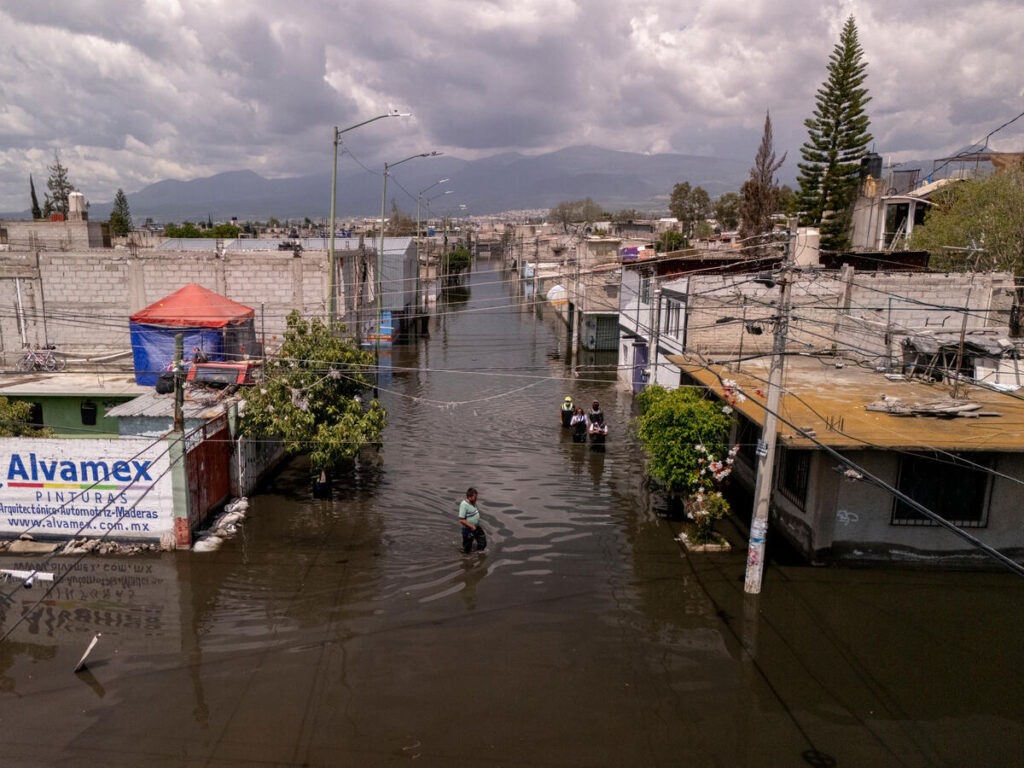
[0,437,174,546]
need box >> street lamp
[376,151,442,362]
[415,180,449,334]
[327,109,411,330]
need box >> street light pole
[376,152,442,369]
[416,179,449,336]
[327,110,411,331]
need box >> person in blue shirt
[459,487,487,553]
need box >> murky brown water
[1,260,1022,767]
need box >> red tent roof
[130,283,255,328]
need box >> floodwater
[1,260,1022,767]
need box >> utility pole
[744,226,796,595]
[649,285,662,386]
[173,333,184,432]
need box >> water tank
[68,190,86,221]
[861,153,882,180]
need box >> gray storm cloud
[0,0,1021,210]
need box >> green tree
[714,192,741,231]
[109,188,133,236]
[42,150,74,217]
[669,182,712,237]
[241,312,386,473]
[740,111,786,249]
[796,15,872,251]
[0,397,53,437]
[778,184,798,215]
[445,244,472,275]
[203,223,241,238]
[164,222,203,238]
[909,168,1024,274]
[656,230,687,253]
[635,386,733,543]
[635,386,731,495]
[29,175,42,219]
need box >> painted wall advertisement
[0,438,174,545]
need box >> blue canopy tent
[129,283,256,385]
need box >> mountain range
[6,145,799,222]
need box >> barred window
[892,454,992,527]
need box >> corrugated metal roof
[667,353,1024,452]
[106,389,239,419]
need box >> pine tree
[796,15,872,251]
[739,111,786,250]
[109,188,133,236]
[29,175,42,220]
[43,150,74,217]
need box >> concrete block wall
[668,271,1014,364]
[0,248,338,363]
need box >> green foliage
[689,493,730,545]
[206,223,241,238]
[910,169,1024,273]
[634,386,731,497]
[796,15,872,251]
[714,192,741,232]
[778,184,798,215]
[42,151,74,217]
[548,198,606,231]
[445,245,472,275]
[29,175,42,220]
[656,230,687,253]
[109,188,133,237]
[668,182,712,237]
[0,397,53,437]
[164,222,240,238]
[692,221,714,239]
[241,312,386,472]
[740,111,786,246]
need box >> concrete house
[672,355,1024,566]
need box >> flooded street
[2,260,1022,767]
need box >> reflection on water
[0,260,1021,767]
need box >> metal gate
[186,415,232,529]
[632,342,649,394]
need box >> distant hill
[4,145,778,222]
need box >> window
[80,400,98,426]
[892,454,992,527]
[778,449,811,508]
[639,274,651,304]
[662,298,683,337]
[27,402,43,428]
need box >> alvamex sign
[8,453,154,485]
[0,438,173,545]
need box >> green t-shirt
[459,499,480,527]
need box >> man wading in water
[459,487,487,553]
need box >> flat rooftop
[667,354,1024,452]
[0,373,147,398]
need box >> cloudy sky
[0,0,1022,211]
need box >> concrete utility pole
[744,227,796,595]
[173,333,184,432]
[649,285,662,386]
